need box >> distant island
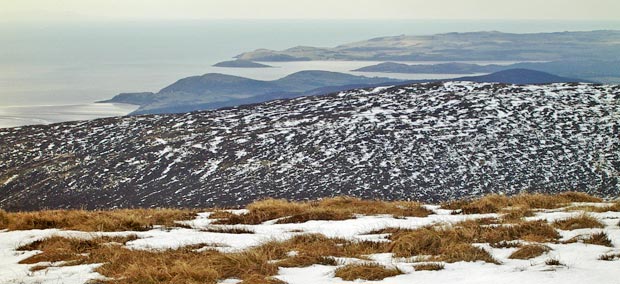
[101,71,401,115]
[353,62,501,74]
[354,60,619,84]
[102,69,588,115]
[235,31,620,62]
[213,59,273,68]
[230,31,620,83]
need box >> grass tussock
[490,241,522,248]
[2,209,197,231]
[565,202,620,213]
[17,233,392,283]
[501,207,535,222]
[334,263,403,281]
[443,192,602,214]
[201,226,254,234]
[18,236,282,284]
[388,219,558,263]
[545,258,563,266]
[276,255,338,267]
[387,226,500,263]
[213,197,431,225]
[552,214,605,230]
[413,263,445,271]
[584,232,613,247]
[598,253,620,261]
[508,244,551,259]
[0,209,8,229]
[439,243,499,264]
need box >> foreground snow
[1,203,618,284]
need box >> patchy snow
[1,205,619,284]
[3,175,17,186]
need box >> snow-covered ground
[1,203,619,284]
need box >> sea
[2,19,619,128]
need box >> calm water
[1,19,619,127]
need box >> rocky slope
[1,82,618,210]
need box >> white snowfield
[0,203,619,284]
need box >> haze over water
[1,19,619,127]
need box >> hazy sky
[2,0,619,22]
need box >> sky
[1,0,619,22]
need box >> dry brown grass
[508,244,551,259]
[443,192,602,214]
[545,258,563,266]
[501,207,535,222]
[388,219,557,264]
[213,197,431,225]
[16,233,394,283]
[201,226,254,234]
[565,202,620,213]
[276,255,338,267]
[490,241,522,248]
[439,243,499,264]
[18,235,282,284]
[584,232,613,247]
[2,209,197,231]
[552,214,605,230]
[0,209,8,229]
[413,263,445,271]
[334,263,403,281]
[274,234,389,261]
[598,253,620,261]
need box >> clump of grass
[413,263,445,271]
[553,214,605,230]
[501,207,534,222]
[565,202,620,213]
[483,220,560,243]
[443,192,602,214]
[201,226,254,234]
[508,244,551,259]
[334,263,403,281]
[238,275,286,284]
[277,255,337,267]
[584,232,613,247]
[438,243,499,264]
[388,226,500,264]
[18,235,282,284]
[458,219,560,243]
[3,209,197,231]
[389,227,444,256]
[17,235,138,266]
[213,197,431,225]
[545,258,563,266]
[0,209,8,229]
[275,209,353,224]
[557,192,603,203]
[277,234,388,260]
[388,219,557,263]
[598,253,620,261]
[490,241,521,248]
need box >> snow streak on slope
[0,82,618,210]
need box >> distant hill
[449,69,589,84]
[236,31,620,62]
[354,62,500,74]
[103,69,590,115]
[102,71,400,115]
[353,60,619,83]
[213,59,272,68]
